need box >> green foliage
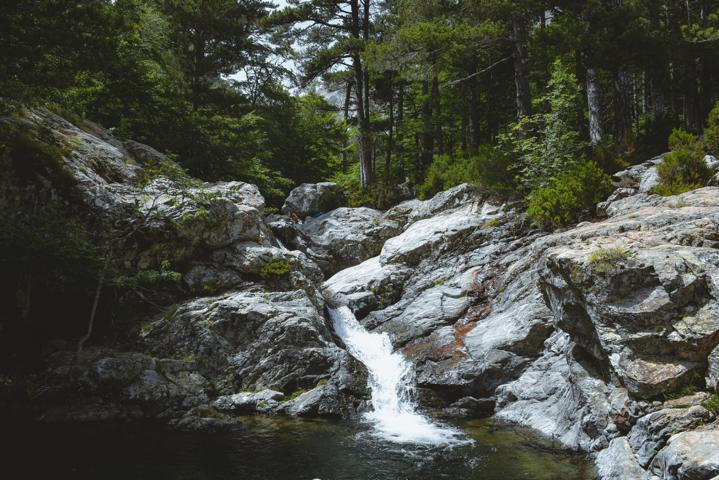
[112,260,182,288]
[702,394,719,414]
[526,161,612,230]
[588,247,632,274]
[1,122,79,197]
[503,59,586,191]
[194,406,226,420]
[418,146,514,199]
[704,101,719,155]
[259,260,291,280]
[482,218,501,229]
[664,372,704,400]
[654,129,711,196]
[286,388,307,400]
[331,163,401,209]
[0,207,101,282]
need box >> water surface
[4,417,594,479]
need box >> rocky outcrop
[324,183,719,479]
[1,106,368,425]
[5,106,719,480]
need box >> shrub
[704,101,719,155]
[502,58,586,191]
[654,129,711,196]
[526,160,612,229]
[259,260,291,280]
[330,163,403,209]
[588,247,632,273]
[418,146,514,199]
[702,394,719,414]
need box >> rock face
[325,184,719,479]
[281,182,347,219]
[1,107,367,424]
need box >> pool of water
[3,417,595,479]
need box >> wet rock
[27,349,210,421]
[445,396,496,417]
[213,390,285,414]
[281,182,347,219]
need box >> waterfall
[329,306,469,445]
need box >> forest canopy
[2,0,719,216]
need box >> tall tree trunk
[342,80,353,172]
[421,80,434,176]
[397,82,405,180]
[511,13,532,119]
[77,247,112,361]
[587,67,604,144]
[351,0,372,189]
[386,75,394,182]
[431,72,444,155]
[468,69,480,154]
[614,67,632,143]
[684,57,701,132]
[461,105,469,156]
[17,273,32,329]
[487,71,498,142]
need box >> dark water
[3,417,594,480]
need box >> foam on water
[329,306,470,446]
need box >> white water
[329,306,470,446]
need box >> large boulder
[596,437,652,480]
[24,350,210,421]
[298,207,401,276]
[650,427,719,480]
[628,405,713,467]
[281,182,347,219]
[141,288,367,417]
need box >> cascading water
[329,305,470,446]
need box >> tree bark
[614,67,632,143]
[76,247,112,361]
[421,80,434,175]
[397,81,405,180]
[511,13,532,119]
[586,67,604,144]
[385,75,394,182]
[431,72,444,155]
[468,70,480,154]
[351,0,372,189]
[342,80,353,172]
